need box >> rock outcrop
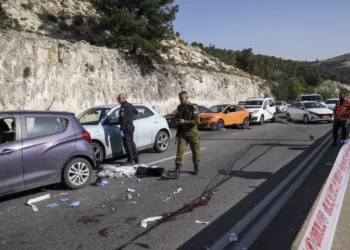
[0,31,270,115]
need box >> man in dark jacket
[118,93,140,164]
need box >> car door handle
[0,149,15,155]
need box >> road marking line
[147,147,207,165]
[233,133,333,249]
[210,133,333,250]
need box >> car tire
[62,157,93,190]
[303,115,310,124]
[154,130,169,153]
[216,119,225,131]
[286,113,292,122]
[243,117,250,127]
[259,115,264,125]
[92,142,104,164]
[271,113,276,123]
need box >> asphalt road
[0,116,336,250]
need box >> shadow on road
[177,131,333,250]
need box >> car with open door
[77,104,171,163]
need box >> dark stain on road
[133,243,151,248]
[77,214,105,224]
[125,217,137,226]
[98,226,112,238]
[76,244,84,250]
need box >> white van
[244,97,276,125]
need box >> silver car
[325,98,337,110]
[77,104,171,163]
[275,101,288,113]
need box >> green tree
[175,32,180,37]
[95,0,179,55]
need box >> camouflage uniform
[175,103,200,165]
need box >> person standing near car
[118,93,140,164]
[331,92,350,146]
[166,91,200,179]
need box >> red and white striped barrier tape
[298,140,350,250]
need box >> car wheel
[303,115,310,124]
[271,113,276,123]
[154,131,169,153]
[216,119,225,131]
[259,115,264,125]
[63,158,93,190]
[243,117,250,127]
[286,113,292,122]
[92,142,104,164]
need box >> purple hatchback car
[0,111,96,196]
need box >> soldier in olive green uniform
[167,91,200,179]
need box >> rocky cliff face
[0,31,270,115]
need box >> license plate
[322,116,330,119]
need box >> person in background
[331,92,350,146]
[166,91,200,179]
[117,93,140,164]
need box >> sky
[173,0,350,61]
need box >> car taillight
[82,130,92,144]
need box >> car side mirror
[108,117,119,125]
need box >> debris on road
[163,188,183,202]
[136,164,165,178]
[195,220,210,225]
[59,198,69,202]
[325,162,334,166]
[69,201,80,207]
[26,193,51,212]
[58,192,68,196]
[46,203,58,208]
[138,179,141,182]
[340,140,348,146]
[127,188,135,192]
[127,194,133,200]
[229,232,238,242]
[101,180,108,186]
[97,165,138,178]
[141,216,163,228]
[137,194,140,197]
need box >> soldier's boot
[194,164,199,175]
[166,164,182,179]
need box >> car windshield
[77,108,111,125]
[244,100,263,106]
[303,102,324,109]
[325,100,337,104]
[300,95,323,102]
[207,105,228,113]
[275,101,282,105]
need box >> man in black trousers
[118,93,140,164]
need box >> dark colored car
[164,105,210,128]
[0,111,96,196]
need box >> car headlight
[309,111,318,116]
[251,110,259,114]
[204,116,214,121]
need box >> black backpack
[136,166,165,178]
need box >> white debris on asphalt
[26,194,51,212]
[325,162,333,166]
[127,188,135,192]
[127,194,133,199]
[98,165,138,178]
[229,232,238,242]
[138,179,141,182]
[195,220,210,225]
[163,188,183,202]
[141,216,163,228]
[137,194,140,197]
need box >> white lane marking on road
[233,133,333,250]
[147,148,207,166]
[210,133,333,250]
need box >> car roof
[326,98,338,100]
[298,93,321,96]
[92,103,154,109]
[0,110,74,116]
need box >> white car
[296,93,326,106]
[77,104,171,163]
[275,101,288,113]
[325,98,338,110]
[286,101,334,124]
[244,97,276,125]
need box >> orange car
[199,104,250,130]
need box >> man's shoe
[164,165,182,179]
[134,157,140,164]
[123,159,135,165]
[194,164,199,175]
